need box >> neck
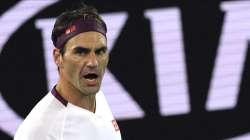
[56,79,96,113]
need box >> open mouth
[84,73,98,80]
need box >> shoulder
[14,93,67,140]
[14,119,49,140]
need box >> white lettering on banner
[35,18,57,89]
[145,8,190,116]
[101,13,145,119]
[206,1,250,110]
[35,12,145,120]
[0,0,58,137]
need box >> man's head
[52,4,108,96]
[51,4,107,54]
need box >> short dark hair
[51,3,105,54]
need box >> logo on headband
[65,25,76,34]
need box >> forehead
[64,31,107,49]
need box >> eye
[96,47,107,55]
[74,47,89,55]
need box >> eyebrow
[73,46,107,53]
[95,46,107,52]
[73,46,90,53]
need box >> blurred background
[1,0,250,139]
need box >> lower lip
[85,79,98,86]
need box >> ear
[53,48,62,68]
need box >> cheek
[100,56,108,69]
[97,58,108,75]
[63,58,81,77]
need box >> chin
[82,87,100,95]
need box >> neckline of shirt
[51,85,100,116]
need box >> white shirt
[14,87,122,140]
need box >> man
[14,3,122,140]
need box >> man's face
[58,31,108,96]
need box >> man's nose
[86,52,98,68]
